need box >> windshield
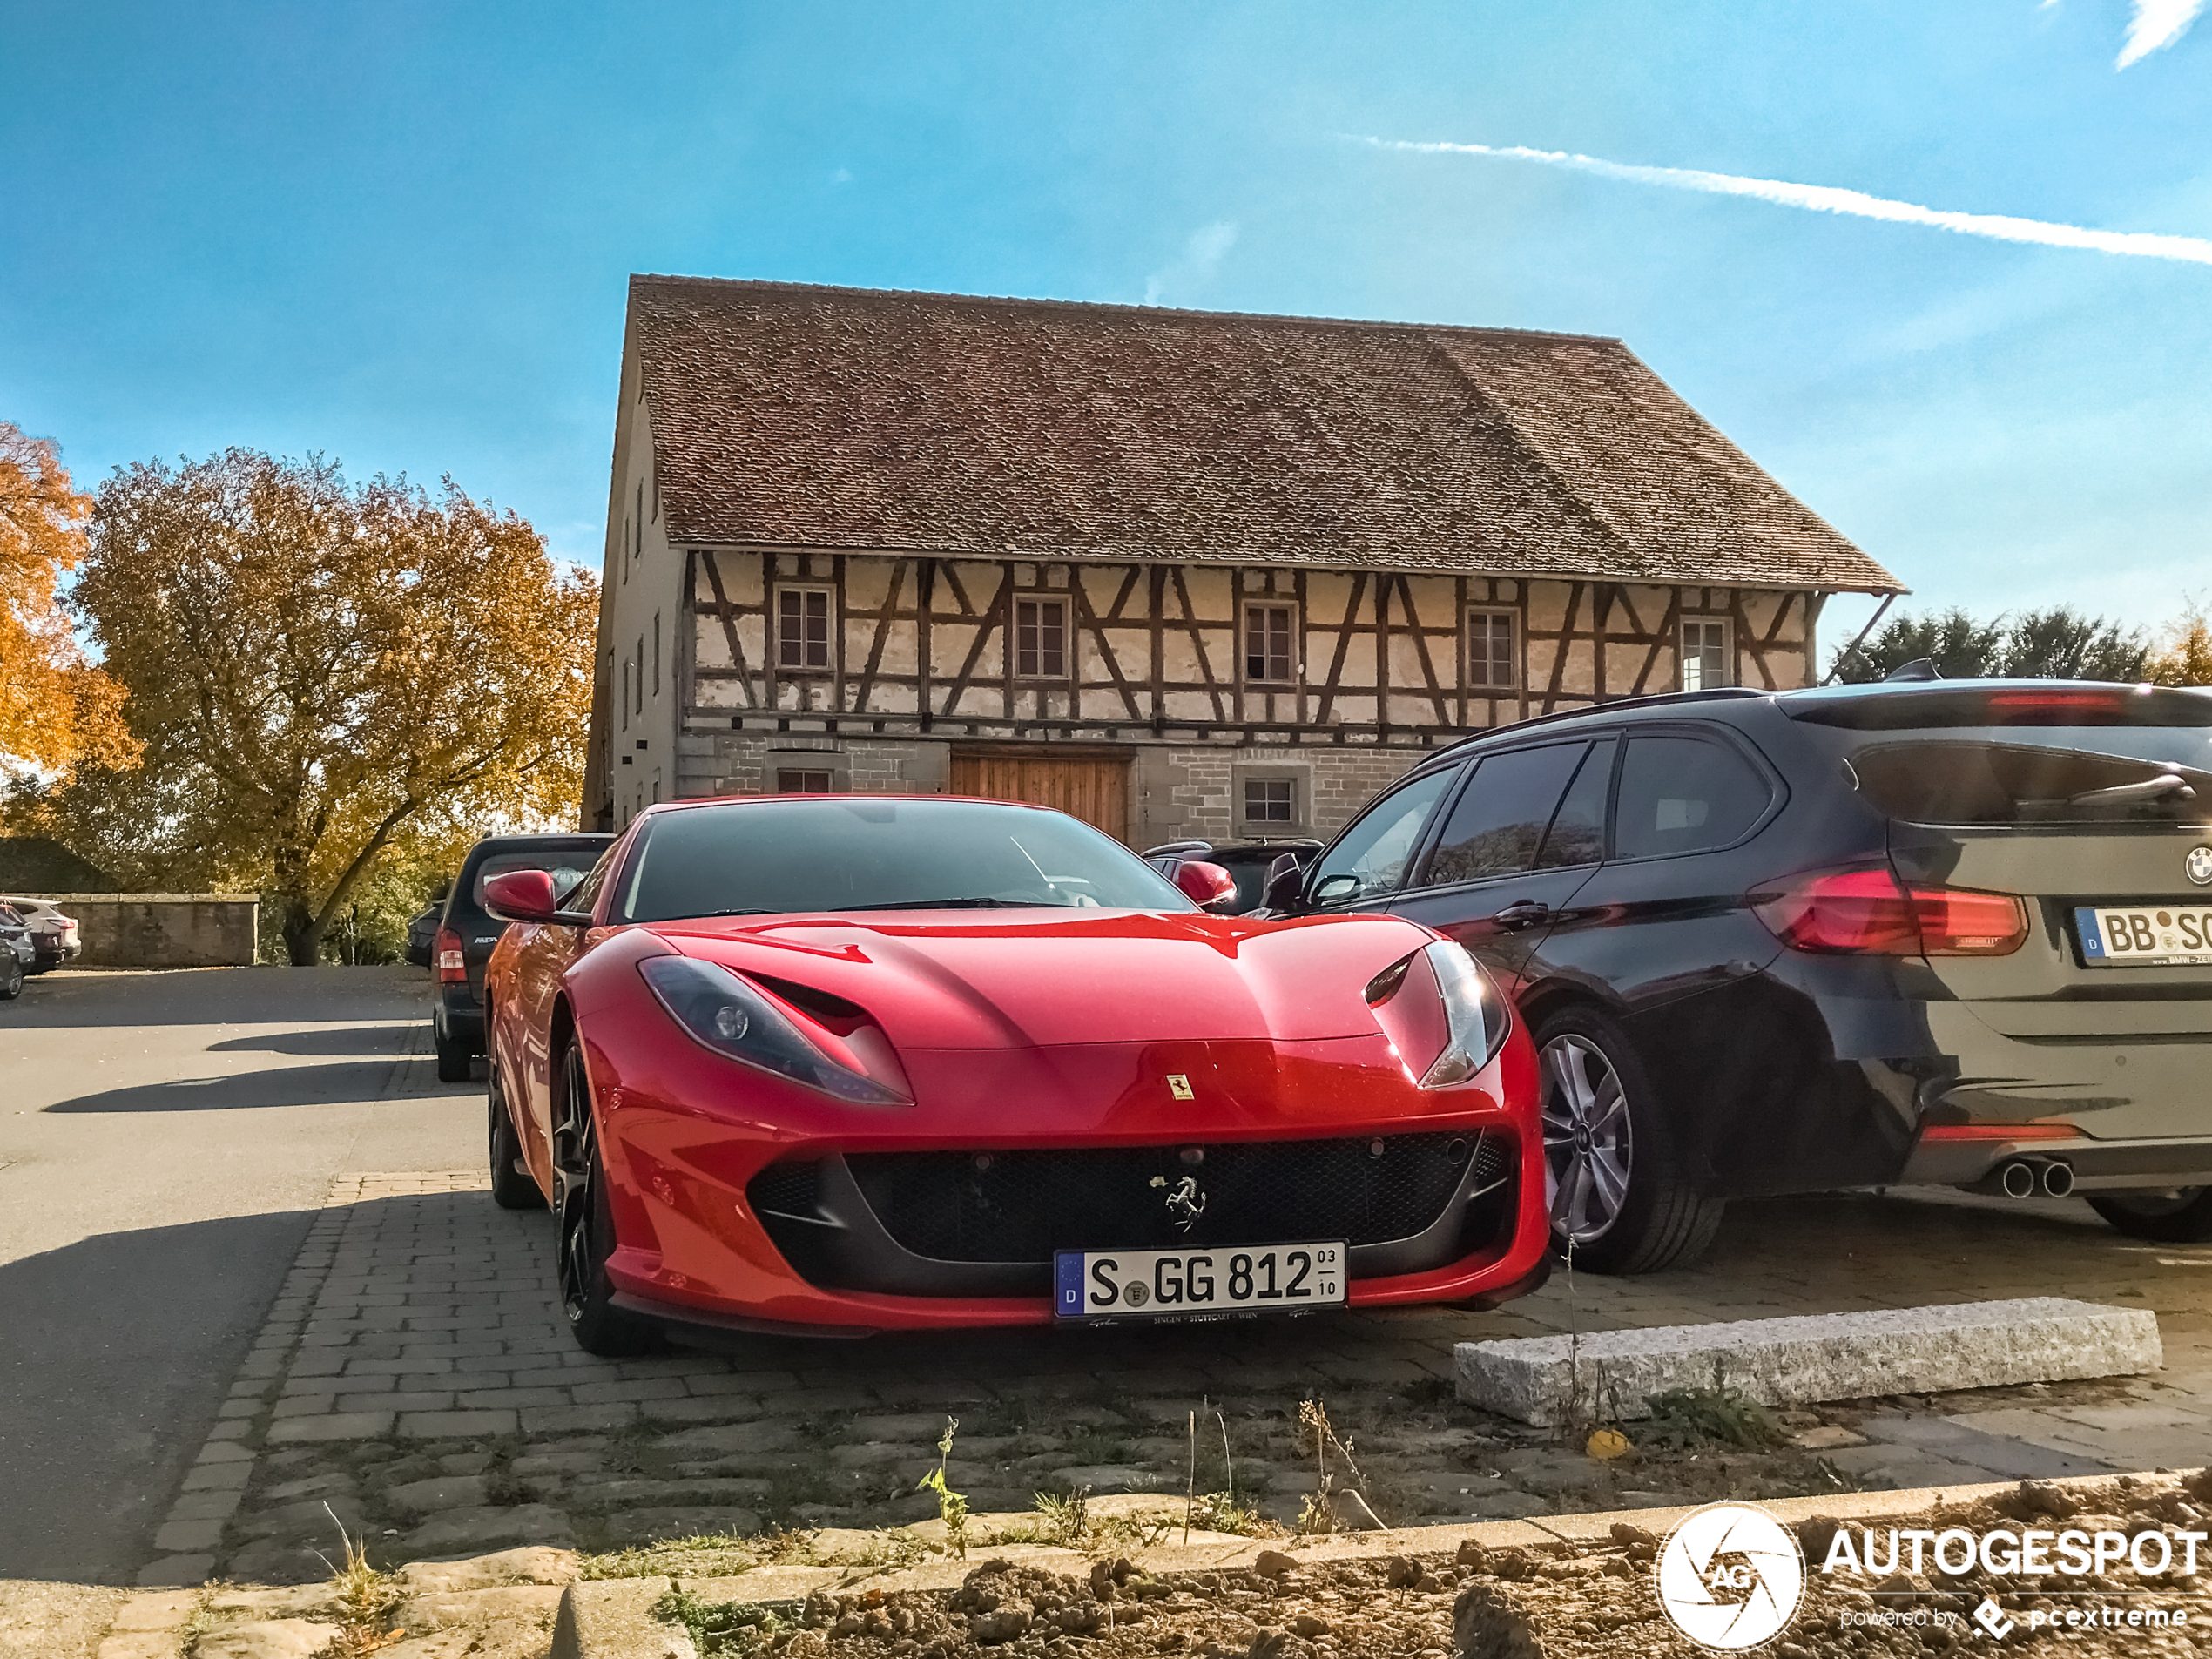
[616,799,1191,922]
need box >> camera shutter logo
[1655,1502,1806,1650]
[2187,846,2212,887]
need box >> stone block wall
[675,725,1428,851]
[24,894,260,968]
[676,731,948,800]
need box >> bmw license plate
[2075,905,2212,968]
[1053,1243,1347,1320]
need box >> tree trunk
[280,894,323,966]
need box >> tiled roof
[629,277,1903,594]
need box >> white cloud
[1351,136,2212,267]
[1143,220,1239,306]
[2118,0,2205,66]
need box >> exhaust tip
[2040,1160,2075,1199]
[2000,1159,2038,1199]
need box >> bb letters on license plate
[1054,1243,1346,1319]
[2076,905,2212,968]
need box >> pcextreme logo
[1656,1502,1807,1650]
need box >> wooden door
[950,751,1131,843]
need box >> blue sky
[4,1,2209,655]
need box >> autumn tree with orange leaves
[59,449,595,963]
[0,424,137,779]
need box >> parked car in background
[480,795,1545,1354]
[1142,838,1323,915]
[405,901,442,968]
[432,833,613,1081]
[1271,678,2212,1267]
[0,905,33,1000]
[0,896,80,974]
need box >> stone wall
[23,894,260,968]
[1131,743,1427,847]
[674,726,1428,850]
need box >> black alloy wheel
[0,954,22,1001]
[1534,1006,1725,1275]
[552,1041,659,1356]
[2089,1188,2212,1243]
[487,1059,544,1211]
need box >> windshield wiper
[689,907,777,918]
[2067,773,2196,806]
[834,896,1063,912]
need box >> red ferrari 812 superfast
[479,796,1548,1354]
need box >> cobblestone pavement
[138,1171,2212,1588]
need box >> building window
[778,769,834,793]
[778,588,833,671]
[652,612,661,697]
[1243,603,1296,684]
[1681,617,1730,691]
[1015,597,1068,678]
[1468,609,1518,691]
[1244,777,1296,824]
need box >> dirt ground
[637,1474,2212,1658]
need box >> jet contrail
[1352,137,2212,267]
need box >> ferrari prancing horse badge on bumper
[1165,1074,1194,1100]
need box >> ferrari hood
[650,910,1433,1050]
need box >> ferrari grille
[751,1131,1511,1273]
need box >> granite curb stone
[1453,1296,2162,1426]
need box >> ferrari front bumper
[580,1022,1551,1335]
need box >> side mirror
[1172,860,1240,911]
[482,869,589,926]
[1261,854,1305,912]
[1311,873,1361,907]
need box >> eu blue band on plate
[2078,909,2105,957]
[1055,1251,1084,1314]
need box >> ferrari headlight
[638,955,906,1106]
[1418,941,1510,1088]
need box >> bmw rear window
[1847,741,2212,827]
[1787,685,2212,828]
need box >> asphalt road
[0,965,476,1584]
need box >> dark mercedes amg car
[433,833,612,1080]
[1270,678,2212,1270]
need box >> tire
[2088,1189,2212,1243]
[434,1018,473,1083]
[552,1041,660,1357]
[488,1061,545,1211]
[0,957,22,1001]
[1536,1005,1724,1275]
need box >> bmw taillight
[435,927,468,982]
[1751,866,2028,956]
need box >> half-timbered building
[583,278,1901,842]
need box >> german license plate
[1053,1243,1346,1320]
[2075,905,2212,968]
